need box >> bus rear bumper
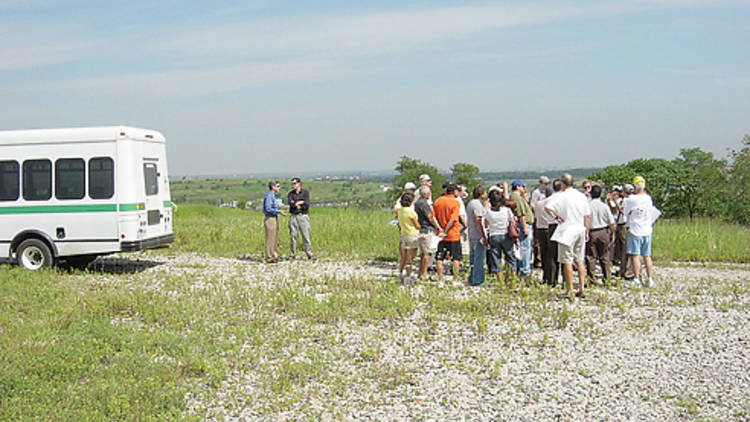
[121,233,174,252]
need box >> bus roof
[0,126,166,145]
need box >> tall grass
[652,218,750,263]
[174,205,750,263]
[173,204,399,260]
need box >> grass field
[1,205,748,420]
[170,177,389,207]
[172,204,750,263]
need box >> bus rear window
[0,161,19,201]
[55,158,85,200]
[89,157,114,199]
[144,163,158,196]
[23,159,52,201]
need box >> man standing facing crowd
[263,181,285,263]
[288,177,314,260]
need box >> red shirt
[433,194,460,241]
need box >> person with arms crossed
[287,177,314,260]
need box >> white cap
[419,174,431,183]
[404,182,417,191]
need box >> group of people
[394,173,659,298]
[262,178,315,263]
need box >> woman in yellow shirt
[397,192,420,281]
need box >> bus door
[142,159,164,237]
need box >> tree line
[393,134,750,225]
[589,135,750,225]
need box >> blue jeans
[468,238,486,286]
[488,234,515,274]
[515,223,533,276]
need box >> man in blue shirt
[263,181,285,263]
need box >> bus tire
[17,239,53,270]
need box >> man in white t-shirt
[545,174,591,298]
[623,176,656,288]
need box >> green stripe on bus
[163,200,171,208]
[118,203,145,212]
[0,204,118,214]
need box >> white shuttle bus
[0,126,174,270]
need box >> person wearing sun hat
[623,175,656,287]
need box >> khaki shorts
[417,233,436,255]
[401,234,418,250]
[558,232,586,264]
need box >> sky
[1,0,748,176]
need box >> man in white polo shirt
[545,174,591,298]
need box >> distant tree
[450,162,480,190]
[392,156,446,201]
[671,147,729,219]
[729,135,750,225]
[589,158,684,217]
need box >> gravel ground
[96,253,750,421]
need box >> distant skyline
[1,0,748,175]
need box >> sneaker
[631,278,641,288]
[591,278,604,287]
[307,255,317,261]
[645,277,654,288]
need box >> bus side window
[144,163,158,196]
[22,159,52,201]
[0,161,19,201]
[89,157,114,199]
[55,158,85,200]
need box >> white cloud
[15,59,378,97]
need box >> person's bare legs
[398,249,407,276]
[631,254,641,281]
[644,256,653,280]
[403,249,417,277]
[419,253,430,279]
[451,260,460,281]
[563,263,574,293]
[576,261,586,295]
[437,260,445,282]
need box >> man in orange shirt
[433,183,462,282]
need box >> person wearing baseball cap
[622,175,656,288]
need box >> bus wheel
[17,239,53,270]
